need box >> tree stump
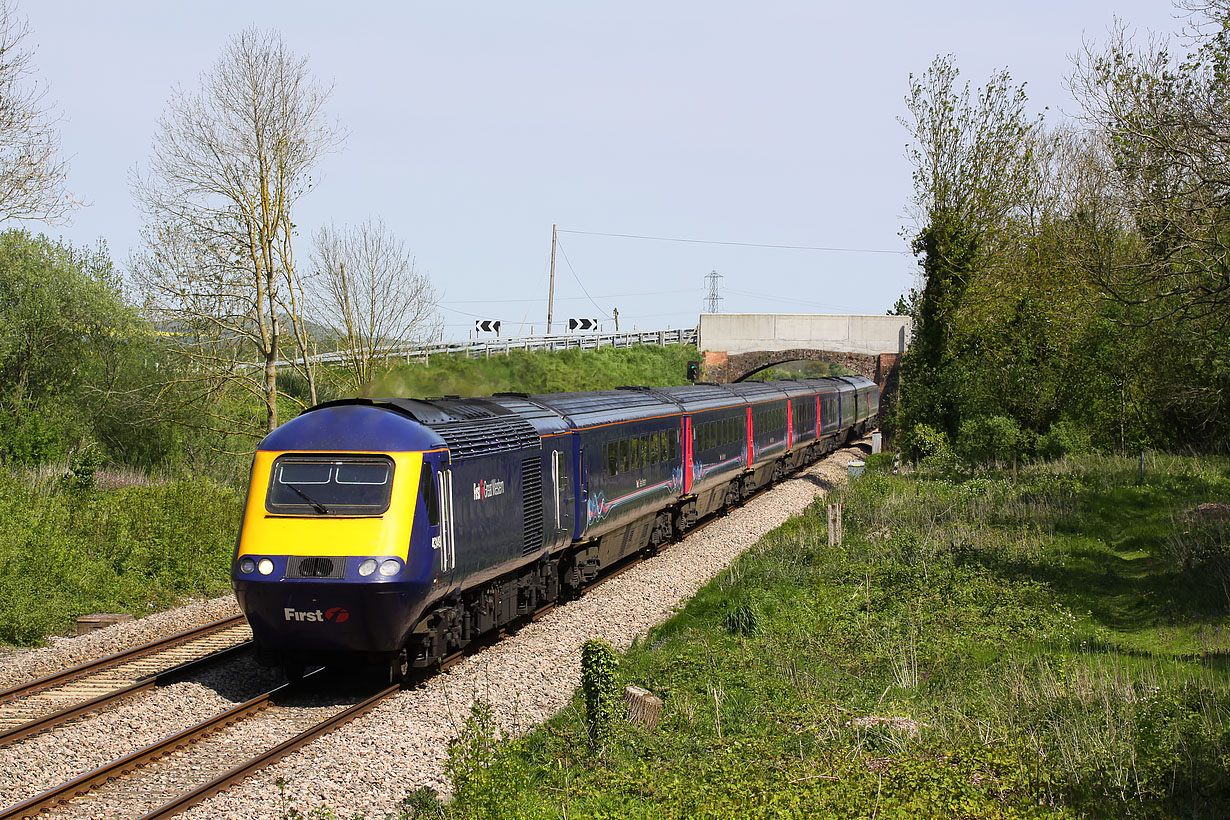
[624,685,663,731]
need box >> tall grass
[0,468,241,646]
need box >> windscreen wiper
[287,484,330,514]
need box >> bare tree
[309,219,442,392]
[130,27,344,436]
[1070,15,1230,325]
[0,0,72,223]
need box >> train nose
[234,579,429,654]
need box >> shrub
[581,639,618,754]
[863,452,895,473]
[900,423,951,463]
[1038,419,1092,460]
[956,415,1024,467]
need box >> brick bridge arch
[702,348,901,396]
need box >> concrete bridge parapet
[698,313,911,357]
[697,313,911,397]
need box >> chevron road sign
[568,318,599,331]
[475,320,501,334]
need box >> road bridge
[697,313,911,393]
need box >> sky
[20,0,1190,341]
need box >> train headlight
[358,558,378,577]
[378,559,401,577]
[257,558,275,576]
[239,557,256,574]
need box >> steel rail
[0,668,343,820]
[0,641,252,747]
[0,614,247,704]
[136,683,401,820]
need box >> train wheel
[390,648,411,686]
[282,661,305,684]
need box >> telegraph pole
[547,224,557,334]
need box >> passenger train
[231,375,878,680]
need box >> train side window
[619,439,630,473]
[669,429,678,460]
[420,462,439,527]
[608,441,618,476]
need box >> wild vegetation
[890,1,1230,458]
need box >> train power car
[231,375,878,680]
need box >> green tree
[1069,3,1230,448]
[898,56,1040,440]
[0,231,150,464]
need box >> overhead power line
[557,228,908,255]
[553,235,611,318]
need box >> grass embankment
[427,453,1230,820]
[364,344,700,397]
[0,471,242,646]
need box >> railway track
[0,669,399,820]
[0,515,728,820]
[0,617,252,747]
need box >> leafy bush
[366,344,700,398]
[956,414,1025,466]
[1037,419,1092,460]
[862,452,895,473]
[0,472,241,646]
[581,639,618,753]
[899,422,952,463]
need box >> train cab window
[267,455,394,516]
[420,462,439,526]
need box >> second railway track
[0,616,252,746]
